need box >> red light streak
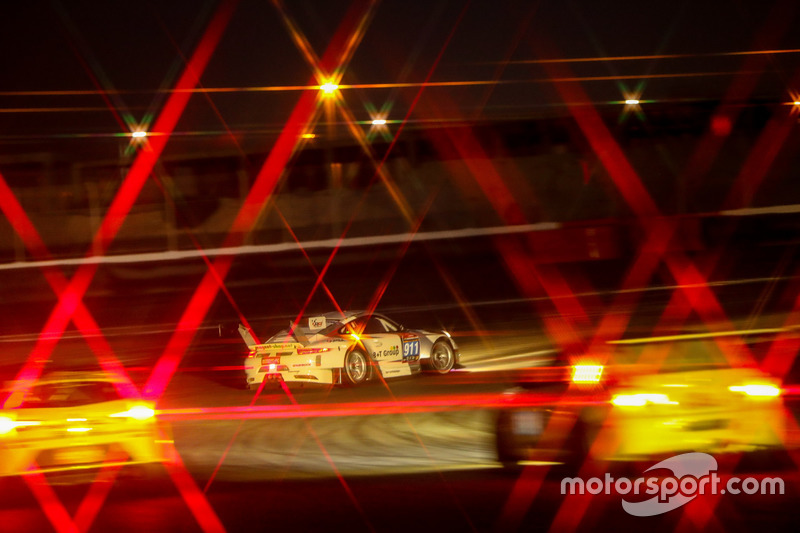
[1,2,238,532]
[23,470,80,533]
[535,2,800,526]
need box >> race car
[495,333,789,468]
[0,371,172,479]
[241,311,460,388]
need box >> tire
[495,410,525,468]
[342,349,370,386]
[427,340,455,374]
[553,417,591,477]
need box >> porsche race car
[241,312,460,388]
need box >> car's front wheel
[342,349,370,386]
[427,340,455,374]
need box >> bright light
[0,416,15,435]
[67,427,93,433]
[320,82,339,94]
[301,133,316,139]
[371,119,387,126]
[625,99,640,105]
[572,364,604,383]
[131,130,147,138]
[729,384,781,397]
[110,405,155,420]
[350,333,361,342]
[611,393,677,407]
[0,416,40,434]
[794,101,800,106]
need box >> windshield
[612,339,736,373]
[20,381,120,408]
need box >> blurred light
[611,393,677,406]
[0,416,16,435]
[729,384,780,397]
[67,427,93,433]
[301,133,316,139]
[131,130,147,138]
[371,118,387,126]
[571,364,603,383]
[624,99,640,105]
[110,405,155,420]
[443,330,452,338]
[0,416,40,434]
[320,82,339,94]
[350,333,361,342]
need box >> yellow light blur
[625,99,640,105]
[0,416,41,434]
[131,130,147,138]
[301,133,316,139]
[320,82,339,94]
[0,416,15,435]
[110,405,155,420]
[612,393,677,407]
[729,384,780,397]
[572,364,604,383]
[371,118,387,126]
[67,427,93,433]
[350,333,361,342]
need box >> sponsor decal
[372,346,400,359]
[308,316,327,330]
[402,338,420,360]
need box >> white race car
[241,312,460,388]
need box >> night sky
[1,0,799,161]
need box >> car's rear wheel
[342,349,369,386]
[427,340,455,374]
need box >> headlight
[729,384,781,397]
[611,393,677,407]
[0,416,16,435]
[0,416,40,435]
[110,405,155,420]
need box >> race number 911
[402,339,420,360]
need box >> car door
[360,317,401,364]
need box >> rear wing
[238,324,257,348]
[238,323,312,348]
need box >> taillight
[572,364,604,383]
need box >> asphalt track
[2,241,800,531]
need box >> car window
[21,381,120,408]
[339,317,367,336]
[378,317,399,332]
[337,317,387,335]
[363,317,387,334]
[612,339,732,372]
